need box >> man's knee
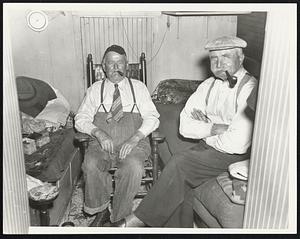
[82,151,105,174]
[169,153,187,169]
[116,156,144,179]
[82,157,97,174]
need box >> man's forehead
[209,48,238,56]
[105,51,127,60]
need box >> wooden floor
[59,175,143,227]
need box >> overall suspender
[97,78,140,114]
[205,72,253,114]
[128,78,140,114]
[96,79,108,113]
[205,79,216,107]
[235,73,252,112]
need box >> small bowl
[61,221,75,227]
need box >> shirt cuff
[75,122,98,136]
[138,119,159,138]
[87,125,98,136]
[180,121,214,139]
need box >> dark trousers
[134,140,249,227]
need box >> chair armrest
[151,130,165,143]
[74,132,92,143]
[150,130,165,182]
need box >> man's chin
[212,70,225,78]
[112,72,124,78]
[108,75,123,83]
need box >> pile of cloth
[16,76,72,135]
[26,174,59,201]
[217,160,249,205]
[17,76,75,181]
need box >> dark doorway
[237,12,267,79]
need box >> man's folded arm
[212,112,253,154]
[210,83,256,154]
[179,108,214,139]
[179,81,214,139]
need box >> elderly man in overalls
[75,45,160,226]
[112,36,258,227]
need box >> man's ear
[101,61,106,73]
[101,63,108,79]
[125,59,129,69]
[239,53,245,66]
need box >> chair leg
[151,140,159,183]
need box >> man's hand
[91,128,114,154]
[119,131,145,160]
[191,108,211,123]
[211,124,229,136]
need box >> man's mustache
[215,70,226,76]
[215,70,237,88]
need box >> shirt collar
[105,77,128,87]
[233,66,247,82]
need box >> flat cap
[104,44,127,57]
[204,36,247,51]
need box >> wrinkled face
[102,51,128,83]
[209,48,244,80]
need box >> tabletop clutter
[21,111,74,155]
[23,130,50,155]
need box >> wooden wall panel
[80,16,155,90]
[243,9,295,229]
[7,9,83,112]
[79,14,237,93]
[3,9,30,234]
[8,7,237,109]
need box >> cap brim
[207,46,244,52]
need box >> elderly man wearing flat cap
[112,36,257,227]
[75,45,160,226]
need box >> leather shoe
[110,218,126,227]
[89,208,111,227]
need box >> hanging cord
[120,15,139,60]
[119,13,168,64]
[147,27,168,64]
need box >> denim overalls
[82,78,151,222]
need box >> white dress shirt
[75,77,160,137]
[179,67,257,154]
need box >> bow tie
[225,71,237,88]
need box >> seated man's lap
[115,146,148,175]
[83,140,148,175]
[169,141,244,188]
